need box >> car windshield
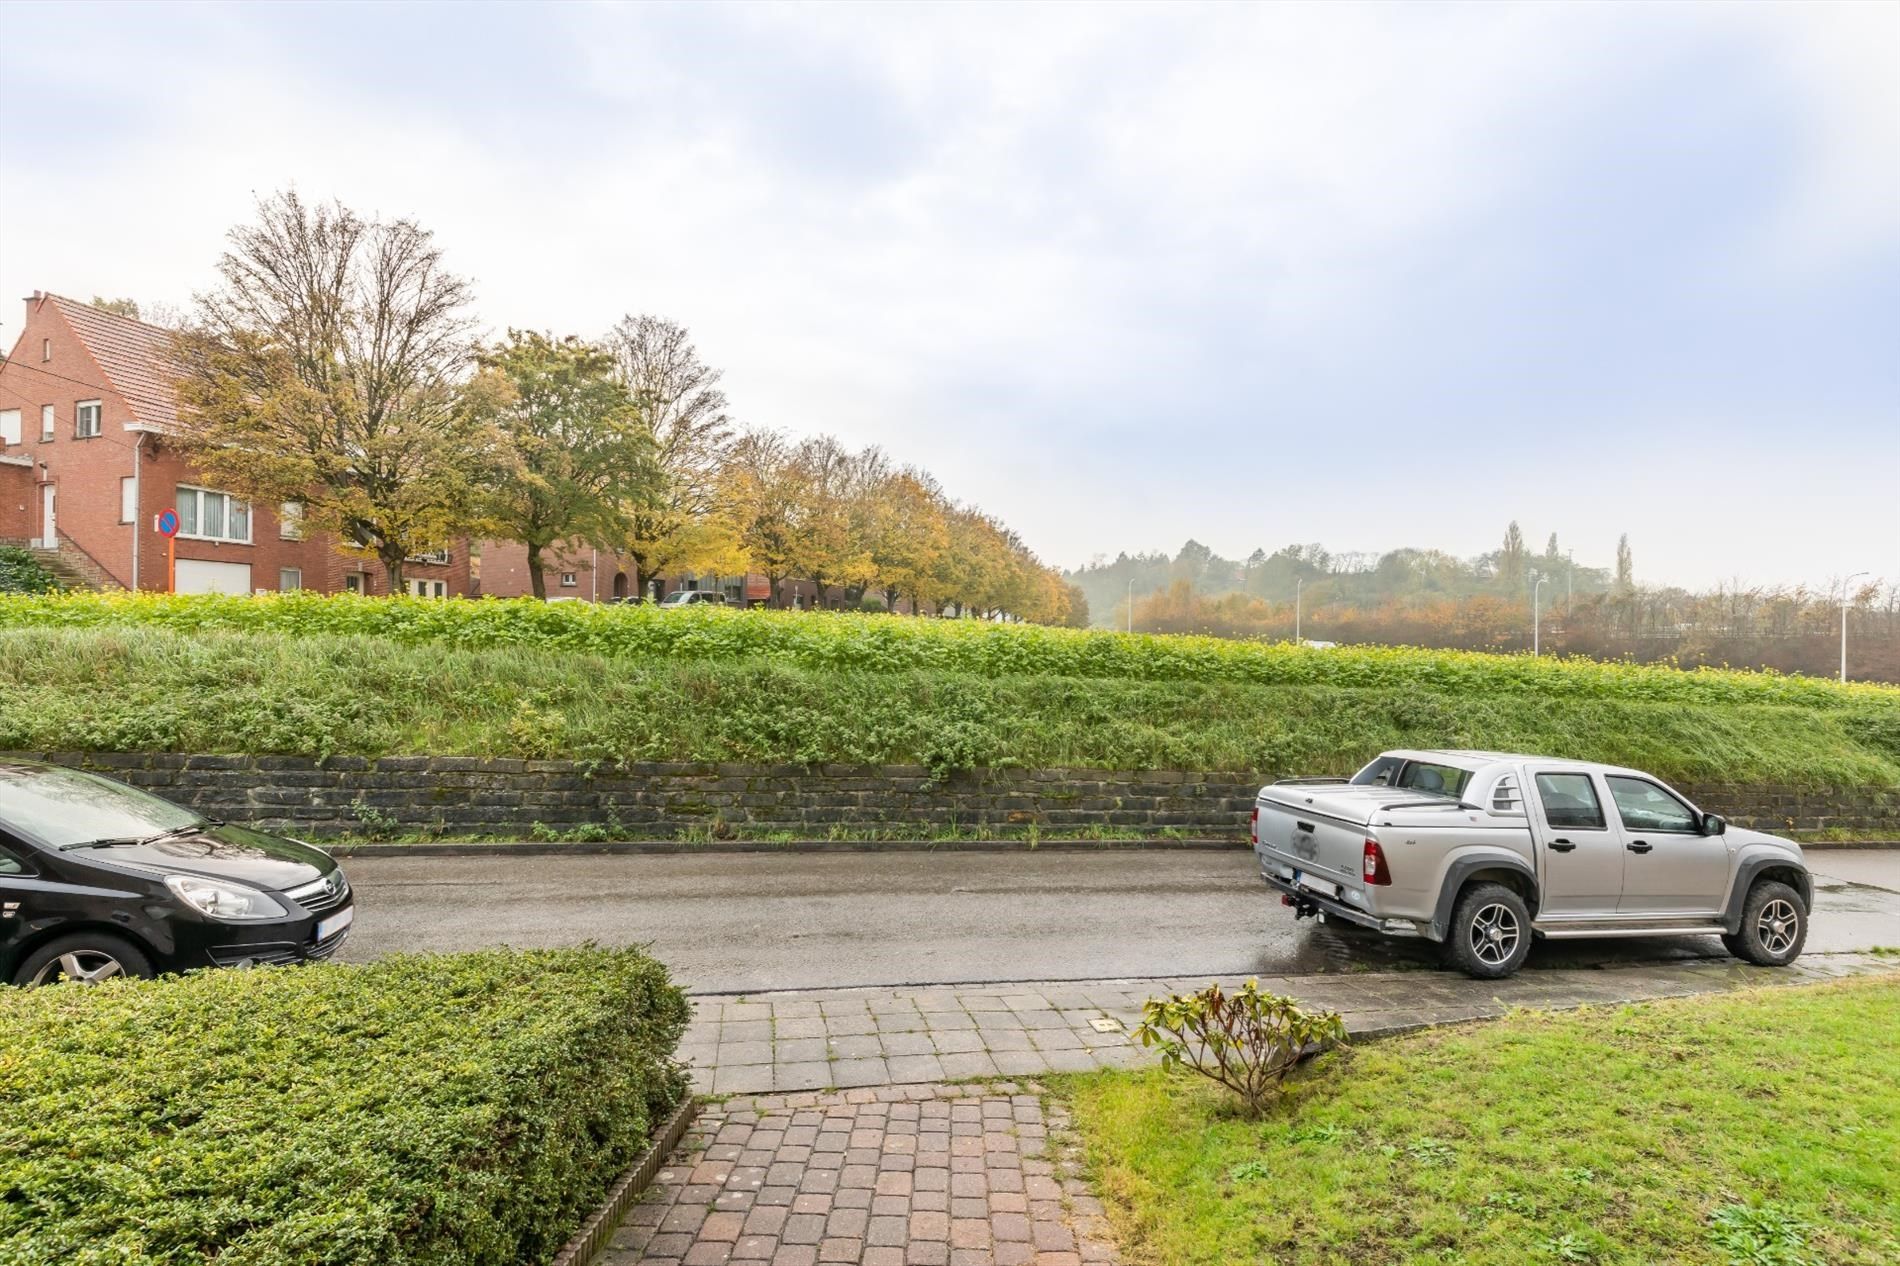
[660,592,693,605]
[0,763,204,850]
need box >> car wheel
[1445,882,1532,979]
[11,933,155,988]
[1722,880,1807,967]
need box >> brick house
[0,292,468,595]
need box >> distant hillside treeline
[1067,531,1899,683]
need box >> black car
[0,760,354,986]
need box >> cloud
[2,0,1893,589]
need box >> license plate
[316,906,355,941]
[1296,871,1341,900]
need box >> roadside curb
[551,1094,698,1266]
[326,837,1253,858]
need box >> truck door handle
[1626,840,1652,854]
[1549,839,1576,852]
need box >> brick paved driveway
[604,1083,1113,1266]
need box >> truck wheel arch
[1430,855,1540,943]
[1721,857,1812,935]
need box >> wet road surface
[335,846,1900,993]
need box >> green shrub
[0,548,59,594]
[0,948,690,1266]
[1135,979,1347,1118]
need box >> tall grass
[1,623,1894,787]
[5,592,1898,709]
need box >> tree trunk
[526,544,548,601]
[882,586,900,613]
[382,552,406,595]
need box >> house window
[407,579,447,598]
[560,572,578,588]
[120,477,137,523]
[0,410,18,446]
[344,574,366,594]
[41,339,50,362]
[279,568,303,591]
[41,405,54,441]
[278,501,304,540]
[75,401,102,438]
[406,547,451,565]
[175,485,252,544]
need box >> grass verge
[1064,976,1900,1265]
[2,622,1897,788]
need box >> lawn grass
[1,623,1896,787]
[1065,976,1900,1266]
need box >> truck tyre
[1722,880,1807,967]
[12,932,155,987]
[1445,882,1532,979]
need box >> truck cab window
[1534,772,1606,830]
[1350,756,1402,786]
[1605,777,1699,833]
[1397,762,1472,797]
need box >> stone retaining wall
[15,753,1899,840]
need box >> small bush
[1135,979,1346,1117]
[0,547,59,594]
[0,947,690,1266]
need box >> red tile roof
[46,294,180,431]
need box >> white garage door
[174,559,253,595]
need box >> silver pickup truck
[1253,749,1812,978]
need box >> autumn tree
[867,468,949,613]
[607,314,736,594]
[722,430,802,606]
[172,191,491,590]
[473,331,656,600]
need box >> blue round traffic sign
[155,509,180,537]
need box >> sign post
[154,508,180,592]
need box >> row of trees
[169,192,1079,621]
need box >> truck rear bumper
[1258,866,1425,938]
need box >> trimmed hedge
[0,948,690,1266]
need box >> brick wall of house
[22,753,1900,841]
[0,294,470,596]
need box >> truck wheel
[1721,880,1807,967]
[12,932,155,987]
[1445,883,1532,979]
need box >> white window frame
[407,578,447,599]
[560,572,578,588]
[0,409,18,446]
[40,405,54,442]
[41,339,50,362]
[278,501,305,540]
[279,568,303,591]
[120,476,137,523]
[75,400,102,438]
[175,484,253,545]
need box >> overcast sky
[2,1,1894,591]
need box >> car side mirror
[1701,814,1727,836]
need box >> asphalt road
[336,847,1900,994]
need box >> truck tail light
[1250,806,1259,845]
[1363,838,1392,885]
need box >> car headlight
[165,875,288,922]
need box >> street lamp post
[1295,578,1304,645]
[1841,571,1869,683]
[1533,574,1549,656]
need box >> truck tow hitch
[1280,893,1321,920]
